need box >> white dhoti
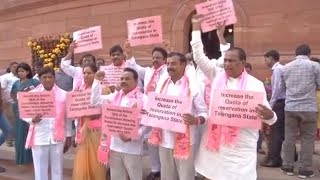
[195,129,258,180]
[32,143,64,180]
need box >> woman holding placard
[11,62,40,166]
[72,63,109,180]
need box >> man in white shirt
[91,67,148,180]
[1,62,18,147]
[191,15,277,180]
[149,52,208,180]
[22,67,73,180]
[125,45,168,179]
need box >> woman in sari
[72,63,110,180]
[11,63,40,165]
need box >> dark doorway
[188,20,234,60]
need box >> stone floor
[0,142,319,180]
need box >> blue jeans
[0,112,11,146]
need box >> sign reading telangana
[141,92,192,133]
[99,65,125,86]
[102,105,140,138]
[195,0,237,32]
[73,26,103,53]
[127,15,163,46]
[210,89,264,129]
[66,90,101,118]
[18,92,56,118]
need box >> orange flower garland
[27,33,72,71]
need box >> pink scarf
[206,69,248,151]
[204,78,212,107]
[149,76,191,159]
[25,84,66,149]
[145,64,166,94]
[97,87,144,165]
[75,82,102,144]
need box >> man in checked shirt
[280,44,320,179]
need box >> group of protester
[0,14,319,180]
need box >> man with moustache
[147,52,208,180]
[125,45,168,180]
[191,15,277,180]
[91,67,148,180]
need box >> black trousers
[270,99,285,163]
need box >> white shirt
[195,43,230,97]
[191,30,277,180]
[22,86,73,146]
[33,74,39,81]
[90,79,149,155]
[1,72,19,103]
[155,76,208,149]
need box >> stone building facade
[0,0,319,79]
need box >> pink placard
[18,91,56,118]
[210,89,264,129]
[73,26,103,54]
[127,15,163,46]
[195,0,237,33]
[101,104,140,139]
[99,65,125,86]
[141,92,192,133]
[66,90,101,118]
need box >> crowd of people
[0,14,319,180]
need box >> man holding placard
[91,67,148,180]
[144,52,208,180]
[190,15,277,180]
[21,67,73,180]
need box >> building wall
[0,0,319,80]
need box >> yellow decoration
[27,33,71,70]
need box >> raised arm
[60,42,82,78]
[90,72,114,106]
[124,40,147,80]
[190,15,227,81]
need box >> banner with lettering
[210,89,264,129]
[18,92,56,118]
[141,92,192,133]
[101,105,140,139]
[195,0,237,32]
[73,26,103,53]
[66,90,101,118]
[127,16,163,46]
[99,65,125,86]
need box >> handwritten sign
[99,65,125,86]
[101,105,140,138]
[66,90,101,118]
[127,16,163,46]
[73,26,103,53]
[210,89,264,129]
[195,0,237,32]
[18,92,56,118]
[141,92,192,133]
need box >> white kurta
[191,30,277,180]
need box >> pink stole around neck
[206,69,248,151]
[97,87,143,166]
[25,84,66,149]
[148,75,192,159]
[145,64,166,94]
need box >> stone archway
[169,0,249,53]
